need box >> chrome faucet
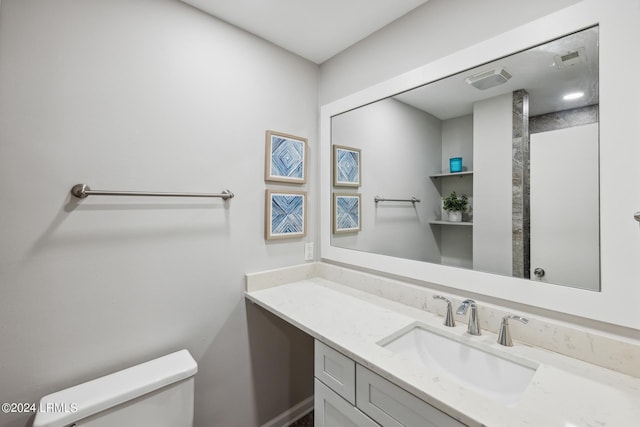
[456,299,481,335]
[432,295,455,327]
[497,315,529,346]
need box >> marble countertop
[245,276,640,427]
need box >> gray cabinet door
[315,340,356,404]
[315,379,380,427]
[356,365,466,427]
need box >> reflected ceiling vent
[465,67,512,90]
[554,47,587,68]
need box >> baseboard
[261,396,314,427]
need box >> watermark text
[2,402,78,414]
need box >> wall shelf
[429,220,473,226]
[430,171,473,179]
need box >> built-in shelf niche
[431,151,473,269]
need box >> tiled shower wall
[530,105,599,134]
[512,89,530,278]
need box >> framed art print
[333,145,361,187]
[265,190,307,240]
[333,193,361,234]
[265,130,307,184]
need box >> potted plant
[442,191,468,222]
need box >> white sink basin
[380,324,537,405]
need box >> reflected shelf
[429,220,473,226]
[430,171,474,179]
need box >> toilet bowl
[32,349,197,427]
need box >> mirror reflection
[330,26,599,291]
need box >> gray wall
[319,0,583,105]
[0,1,317,426]
[331,98,442,263]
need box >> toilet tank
[32,349,197,427]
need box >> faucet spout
[457,299,481,335]
[456,299,472,315]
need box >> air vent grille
[554,48,587,68]
[465,68,512,90]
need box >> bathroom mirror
[330,26,599,292]
[321,1,640,330]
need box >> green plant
[442,191,468,212]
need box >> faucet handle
[457,299,481,335]
[432,295,455,327]
[497,315,529,347]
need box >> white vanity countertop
[245,277,640,427]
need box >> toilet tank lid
[32,349,197,427]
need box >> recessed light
[563,92,584,100]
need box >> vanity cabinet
[314,340,467,427]
[314,341,378,427]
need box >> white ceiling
[179,0,430,64]
[394,26,599,119]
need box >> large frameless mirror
[330,26,599,291]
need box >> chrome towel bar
[374,196,420,203]
[70,184,234,200]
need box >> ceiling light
[465,67,512,90]
[563,92,584,100]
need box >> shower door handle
[635,211,640,222]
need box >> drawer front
[356,365,466,427]
[315,379,380,427]
[315,340,356,404]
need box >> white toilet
[32,349,197,427]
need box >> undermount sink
[380,324,537,405]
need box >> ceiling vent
[554,48,587,68]
[465,67,512,90]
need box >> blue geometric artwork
[334,194,361,233]
[266,190,306,239]
[334,145,361,187]
[266,130,307,184]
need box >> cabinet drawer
[356,365,466,427]
[315,340,356,404]
[315,379,380,427]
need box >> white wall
[472,94,513,275]
[331,98,442,263]
[0,1,317,427]
[319,0,582,105]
